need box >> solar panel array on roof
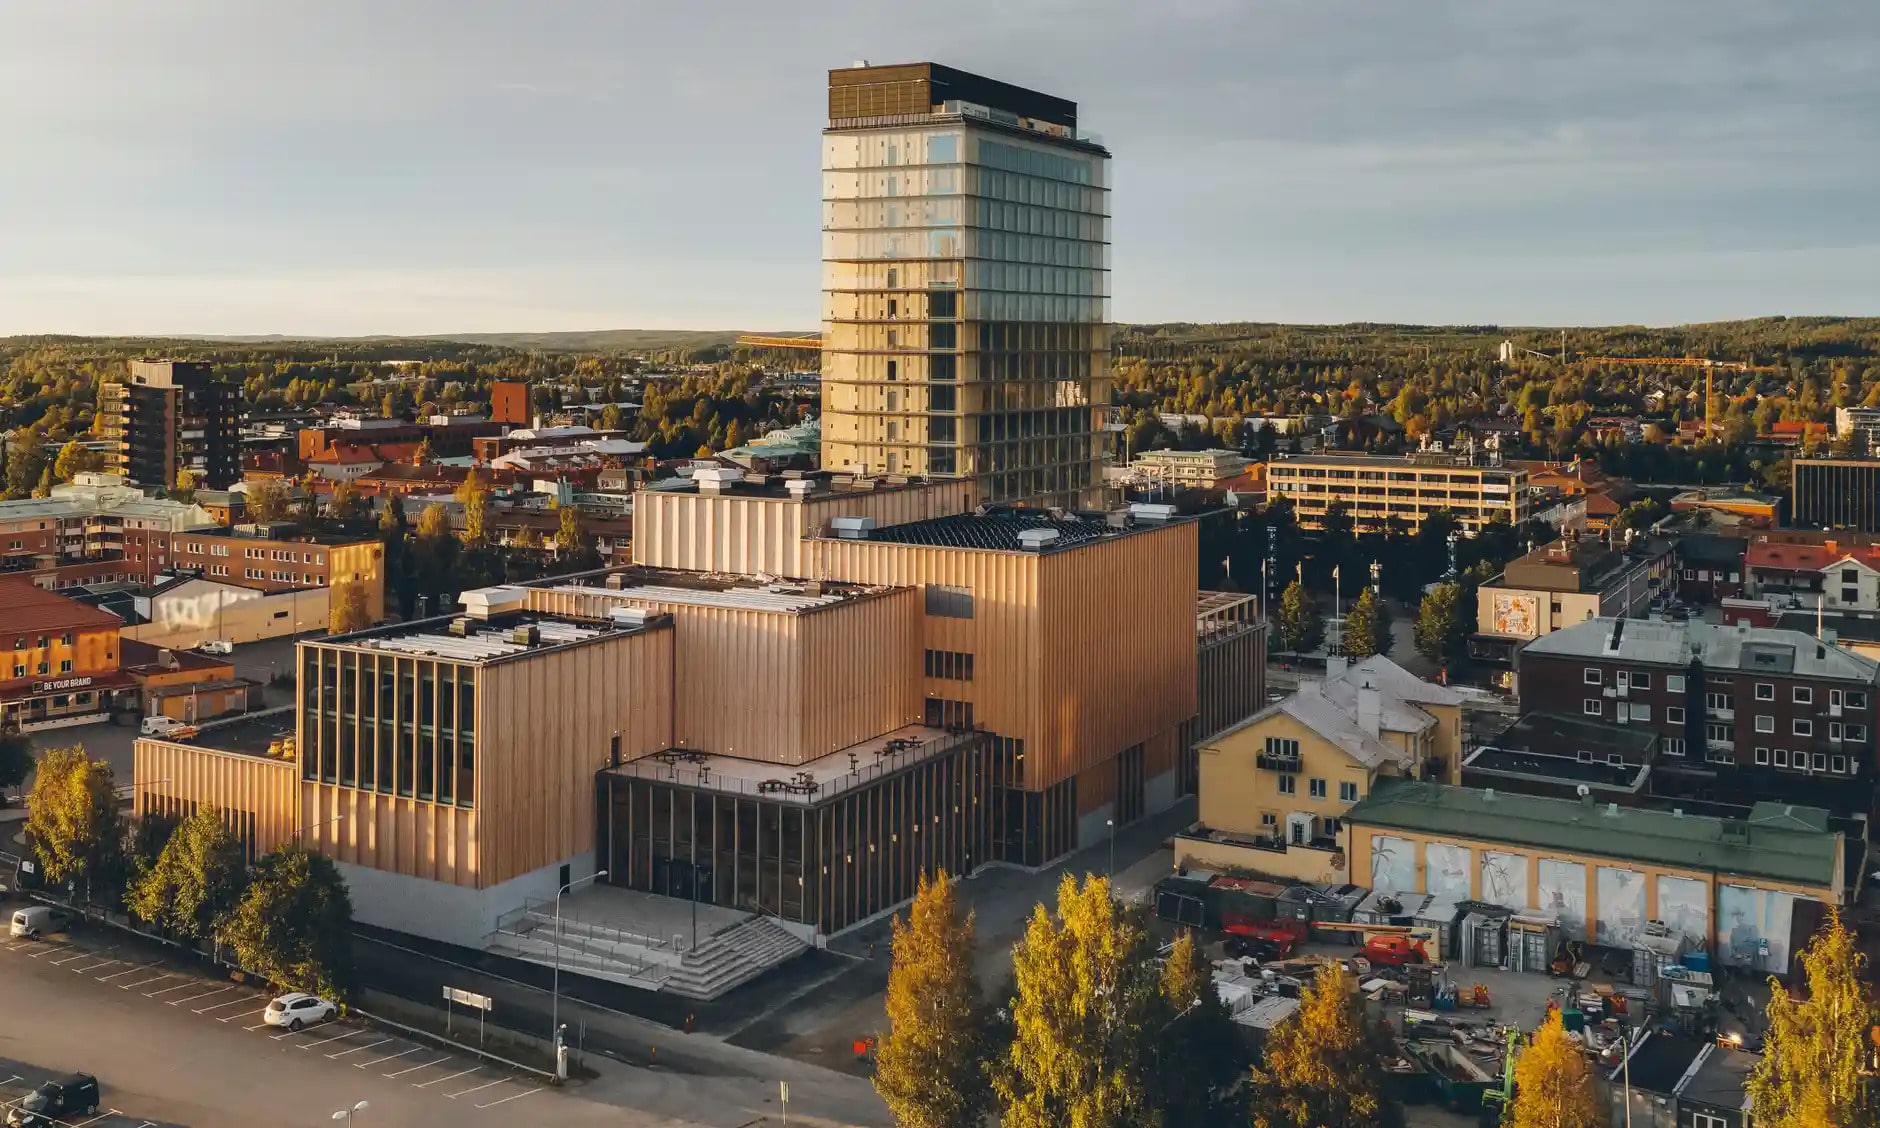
[355,618,608,662]
[864,511,1120,552]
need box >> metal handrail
[606,729,983,805]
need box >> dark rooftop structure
[1611,1030,1708,1098]
[189,711,299,759]
[1497,534,1672,594]
[835,505,1192,554]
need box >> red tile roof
[1745,541,1880,572]
[0,580,125,636]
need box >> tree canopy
[127,805,248,942]
[24,745,122,897]
[875,871,994,1128]
[222,843,355,1001]
[1749,913,1877,1128]
[1248,961,1398,1128]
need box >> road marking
[147,980,199,997]
[65,1112,121,1127]
[50,949,96,965]
[476,1087,540,1109]
[447,1077,506,1099]
[356,1047,418,1068]
[26,942,71,958]
[170,985,237,1006]
[70,958,119,974]
[195,995,258,1015]
[98,961,162,981]
[328,1037,390,1059]
[271,1025,310,1040]
[122,973,172,991]
[301,1026,358,1048]
[415,1065,480,1089]
[386,1056,450,1078]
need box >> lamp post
[330,1100,368,1124]
[551,869,608,1053]
[300,813,344,844]
[1106,817,1116,880]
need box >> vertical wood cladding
[807,520,1198,793]
[135,737,298,860]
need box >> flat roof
[543,567,893,613]
[1522,617,1880,682]
[323,608,670,665]
[1486,711,1659,757]
[1268,453,1520,472]
[839,507,1191,554]
[1347,778,1840,888]
[189,711,299,758]
[1462,747,1648,792]
[604,724,979,806]
[649,469,962,503]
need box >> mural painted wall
[1370,835,1415,892]
[1491,593,1540,638]
[1537,859,1588,938]
[1717,885,1799,974]
[1656,876,1710,949]
[1426,842,1471,901]
[1479,850,1529,909]
[1595,867,1647,948]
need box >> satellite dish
[1577,784,1591,798]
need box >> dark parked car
[6,1073,100,1126]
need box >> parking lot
[0,924,550,1126]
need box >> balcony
[1707,706,1735,721]
[1255,752,1303,772]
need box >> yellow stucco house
[1179,655,1465,883]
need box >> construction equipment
[1362,934,1432,967]
[1478,1027,1520,1126]
[1222,917,1307,960]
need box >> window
[1794,719,1814,737]
[1775,749,1790,767]
[35,662,47,675]
[1830,722,1843,741]
[1631,672,1651,690]
[1755,747,1770,764]
[923,584,974,619]
[1794,686,1813,704]
[1629,703,1650,722]
[1849,691,1868,709]
[1339,781,1359,802]
[1583,699,1603,716]
[1667,675,1685,693]
[1278,775,1297,795]
[1607,753,1624,766]
[923,649,974,681]
[1260,812,1277,827]
[1814,752,1829,772]
[1845,568,1860,583]
[1755,683,1774,701]
[1833,755,1848,774]
[1706,723,1732,743]
[1692,1112,1727,1128]
[1583,668,1602,685]
[1755,715,1775,733]
[1706,692,1731,712]
[1667,706,1686,724]
[1850,725,1869,742]
[59,632,73,645]
[1309,778,1327,799]
[922,697,973,729]
[1263,737,1301,762]
[58,660,71,673]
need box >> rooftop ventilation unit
[1018,528,1061,550]
[604,573,628,590]
[1128,503,1178,522]
[448,617,472,637]
[1106,509,1134,528]
[784,478,817,499]
[692,466,744,495]
[509,624,541,647]
[459,585,528,619]
[609,607,650,629]
[831,515,877,540]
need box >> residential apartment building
[1792,458,1880,532]
[168,524,385,622]
[1126,449,1251,491]
[0,474,213,589]
[1264,452,1533,532]
[0,580,129,729]
[1835,407,1880,456]
[1178,656,1463,883]
[1517,617,1880,814]
[1471,534,1674,662]
[819,62,1112,506]
[100,360,240,489]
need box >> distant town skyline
[2,0,1875,336]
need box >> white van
[10,905,70,939]
[140,715,197,738]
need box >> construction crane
[735,334,824,351]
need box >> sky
[1,0,1876,336]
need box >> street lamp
[1106,817,1116,880]
[300,813,344,843]
[551,869,608,1049]
[330,1100,368,1123]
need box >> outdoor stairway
[662,916,811,1001]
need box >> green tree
[455,469,490,544]
[173,466,200,495]
[412,436,436,465]
[1510,1008,1604,1128]
[1340,587,1389,659]
[222,843,354,1002]
[416,501,452,542]
[127,805,248,942]
[1276,579,1322,655]
[0,722,32,796]
[875,871,993,1128]
[325,479,368,523]
[1248,962,1397,1128]
[1413,582,1469,671]
[996,874,1160,1128]
[23,746,122,900]
[1153,931,1249,1126]
[328,580,373,634]
[52,438,101,483]
[554,505,585,556]
[1749,913,1877,1128]
[597,404,623,431]
[4,439,48,499]
[244,477,290,523]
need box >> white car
[263,991,337,1031]
[198,639,234,655]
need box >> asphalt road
[0,924,715,1128]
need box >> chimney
[1357,683,1381,739]
[1326,655,1349,680]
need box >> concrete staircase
[664,916,811,1001]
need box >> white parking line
[195,994,259,1015]
[385,1055,450,1078]
[170,985,237,1006]
[414,1065,480,1089]
[64,1112,121,1127]
[327,1037,390,1060]
[49,949,96,965]
[121,973,172,991]
[271,1025,311,1040]
[447,1077,506,1099]
[97,961,162,981]
[70,958,119,974]
[476,1087,540,1109]
[25,942,71,957]
[147,980,200,997]
[301,1026,359,1049]
[356,1046,418,1068]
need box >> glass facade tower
[821,63,1112,507]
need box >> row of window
[1586,700,1870,743]
[12,633,76,650]
[10,659,75,678]
[1752,747,1859,774]
[1274,774,1361,802]
[1584,666,1869,709]
[922,649,974,681]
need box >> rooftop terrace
[605,724,980,805]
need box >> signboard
[443,986,493,1011]
[33,676,94,694]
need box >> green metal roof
[1347,779,1840,889]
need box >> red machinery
[1362,934,1431,967]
